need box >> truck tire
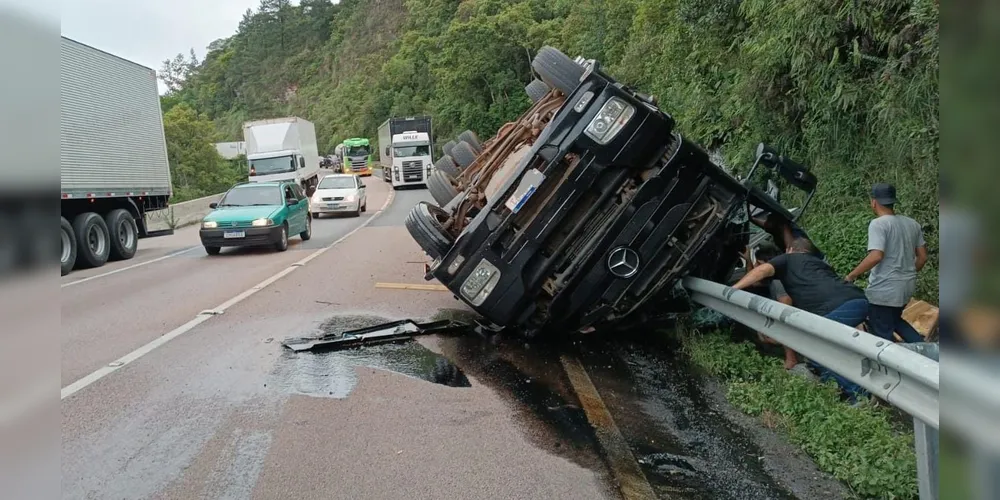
[457,130,482,154]
[104,209,138,261]
[61,216,76,276]
[451,141,478,169]
[442,140,457,158]
[428,170,459,206]
[525,78,550,103]
[435,155,460,177]
[72,212,110,269]
[405,202,453,260]
[531,46,584,96]
[274,223,289,252]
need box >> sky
[61,0,263,94]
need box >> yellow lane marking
[374,282,450,292]
[561,355,657,500]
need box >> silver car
[309,174,368,217]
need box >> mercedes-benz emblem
[607,246,640,279]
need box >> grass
[679,327,918,499]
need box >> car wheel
[525,78,550,103]
[531,46,585,96]
[451,141,478,170]
[205,246,221,256]
[442,140,457,159]
[457,130,482,154]
[404,201,454,260]
[312,212,320,219]
[427,169,459,207]
[104,208,138,261]
[435,155,460,177]
[361,200,367,213]
[300,215,312,241]
[60,216,76,276]
[72,212,110,269]
[274,224,289,252]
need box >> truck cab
[341,138,373,176]
[387,131,433,189]
[244,117,321,195]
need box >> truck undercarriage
[407,46,816,337]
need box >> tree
[162,103,243,202]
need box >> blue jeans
[807,298,870,403]
[867,304,924,343]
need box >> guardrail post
[903,342,938,500]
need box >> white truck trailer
[59,37,173,276]
[377,116,434,189]
[243,117,321,195]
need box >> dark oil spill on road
[273,312,833,499]
[270,315,471,398]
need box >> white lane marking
[61,246,199,288]
[61,186,397,400]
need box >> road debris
[281,319,470,352]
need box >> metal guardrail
[682,276,939,427]
[682,276,940,499]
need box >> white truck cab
[244,117,321,195]
[387,131,433,188]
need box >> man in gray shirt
[846,183,928,342]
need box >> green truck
[340,137,373,176]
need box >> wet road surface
[61,176,847,499]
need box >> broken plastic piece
[281,319,470,352]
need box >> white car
[310,174,368,217]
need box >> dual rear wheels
[61,208,139,276]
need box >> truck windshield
[393,145,430,157]
[318,176,356,189]
[346,146,370,157]
[218,185,282,207]
[250,155,296,175]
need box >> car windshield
[218,185,283,206]
[318,176,356,189]
[250,155,296,175]
[393,145,430,157]
[346,146,370,157]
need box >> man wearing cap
[846,183,928,343]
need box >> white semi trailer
[59,37,173,276]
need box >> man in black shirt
[731,237,870,402]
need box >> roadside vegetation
[681,328,917,499]
[159,0,938,300]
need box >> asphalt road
[61,176,847,499]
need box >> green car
[199,181,312,255]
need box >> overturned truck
[407,46,817,338]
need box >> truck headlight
[202,221,218,229]
[251,218,273,227]
[584,97,635,145]
[460,259,501,306]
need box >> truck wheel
[532,46,584,96]
[451,141,478,169]
[435,155,460,177]
[442,140,457,158]
[104,209,138,261]
[405,202,453,260]
[274,223,289,252]
[428,170,459,206]
[525,78,550,103]
[457,130,482,154]
[60,216,76,276]
[72,212,110,269]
